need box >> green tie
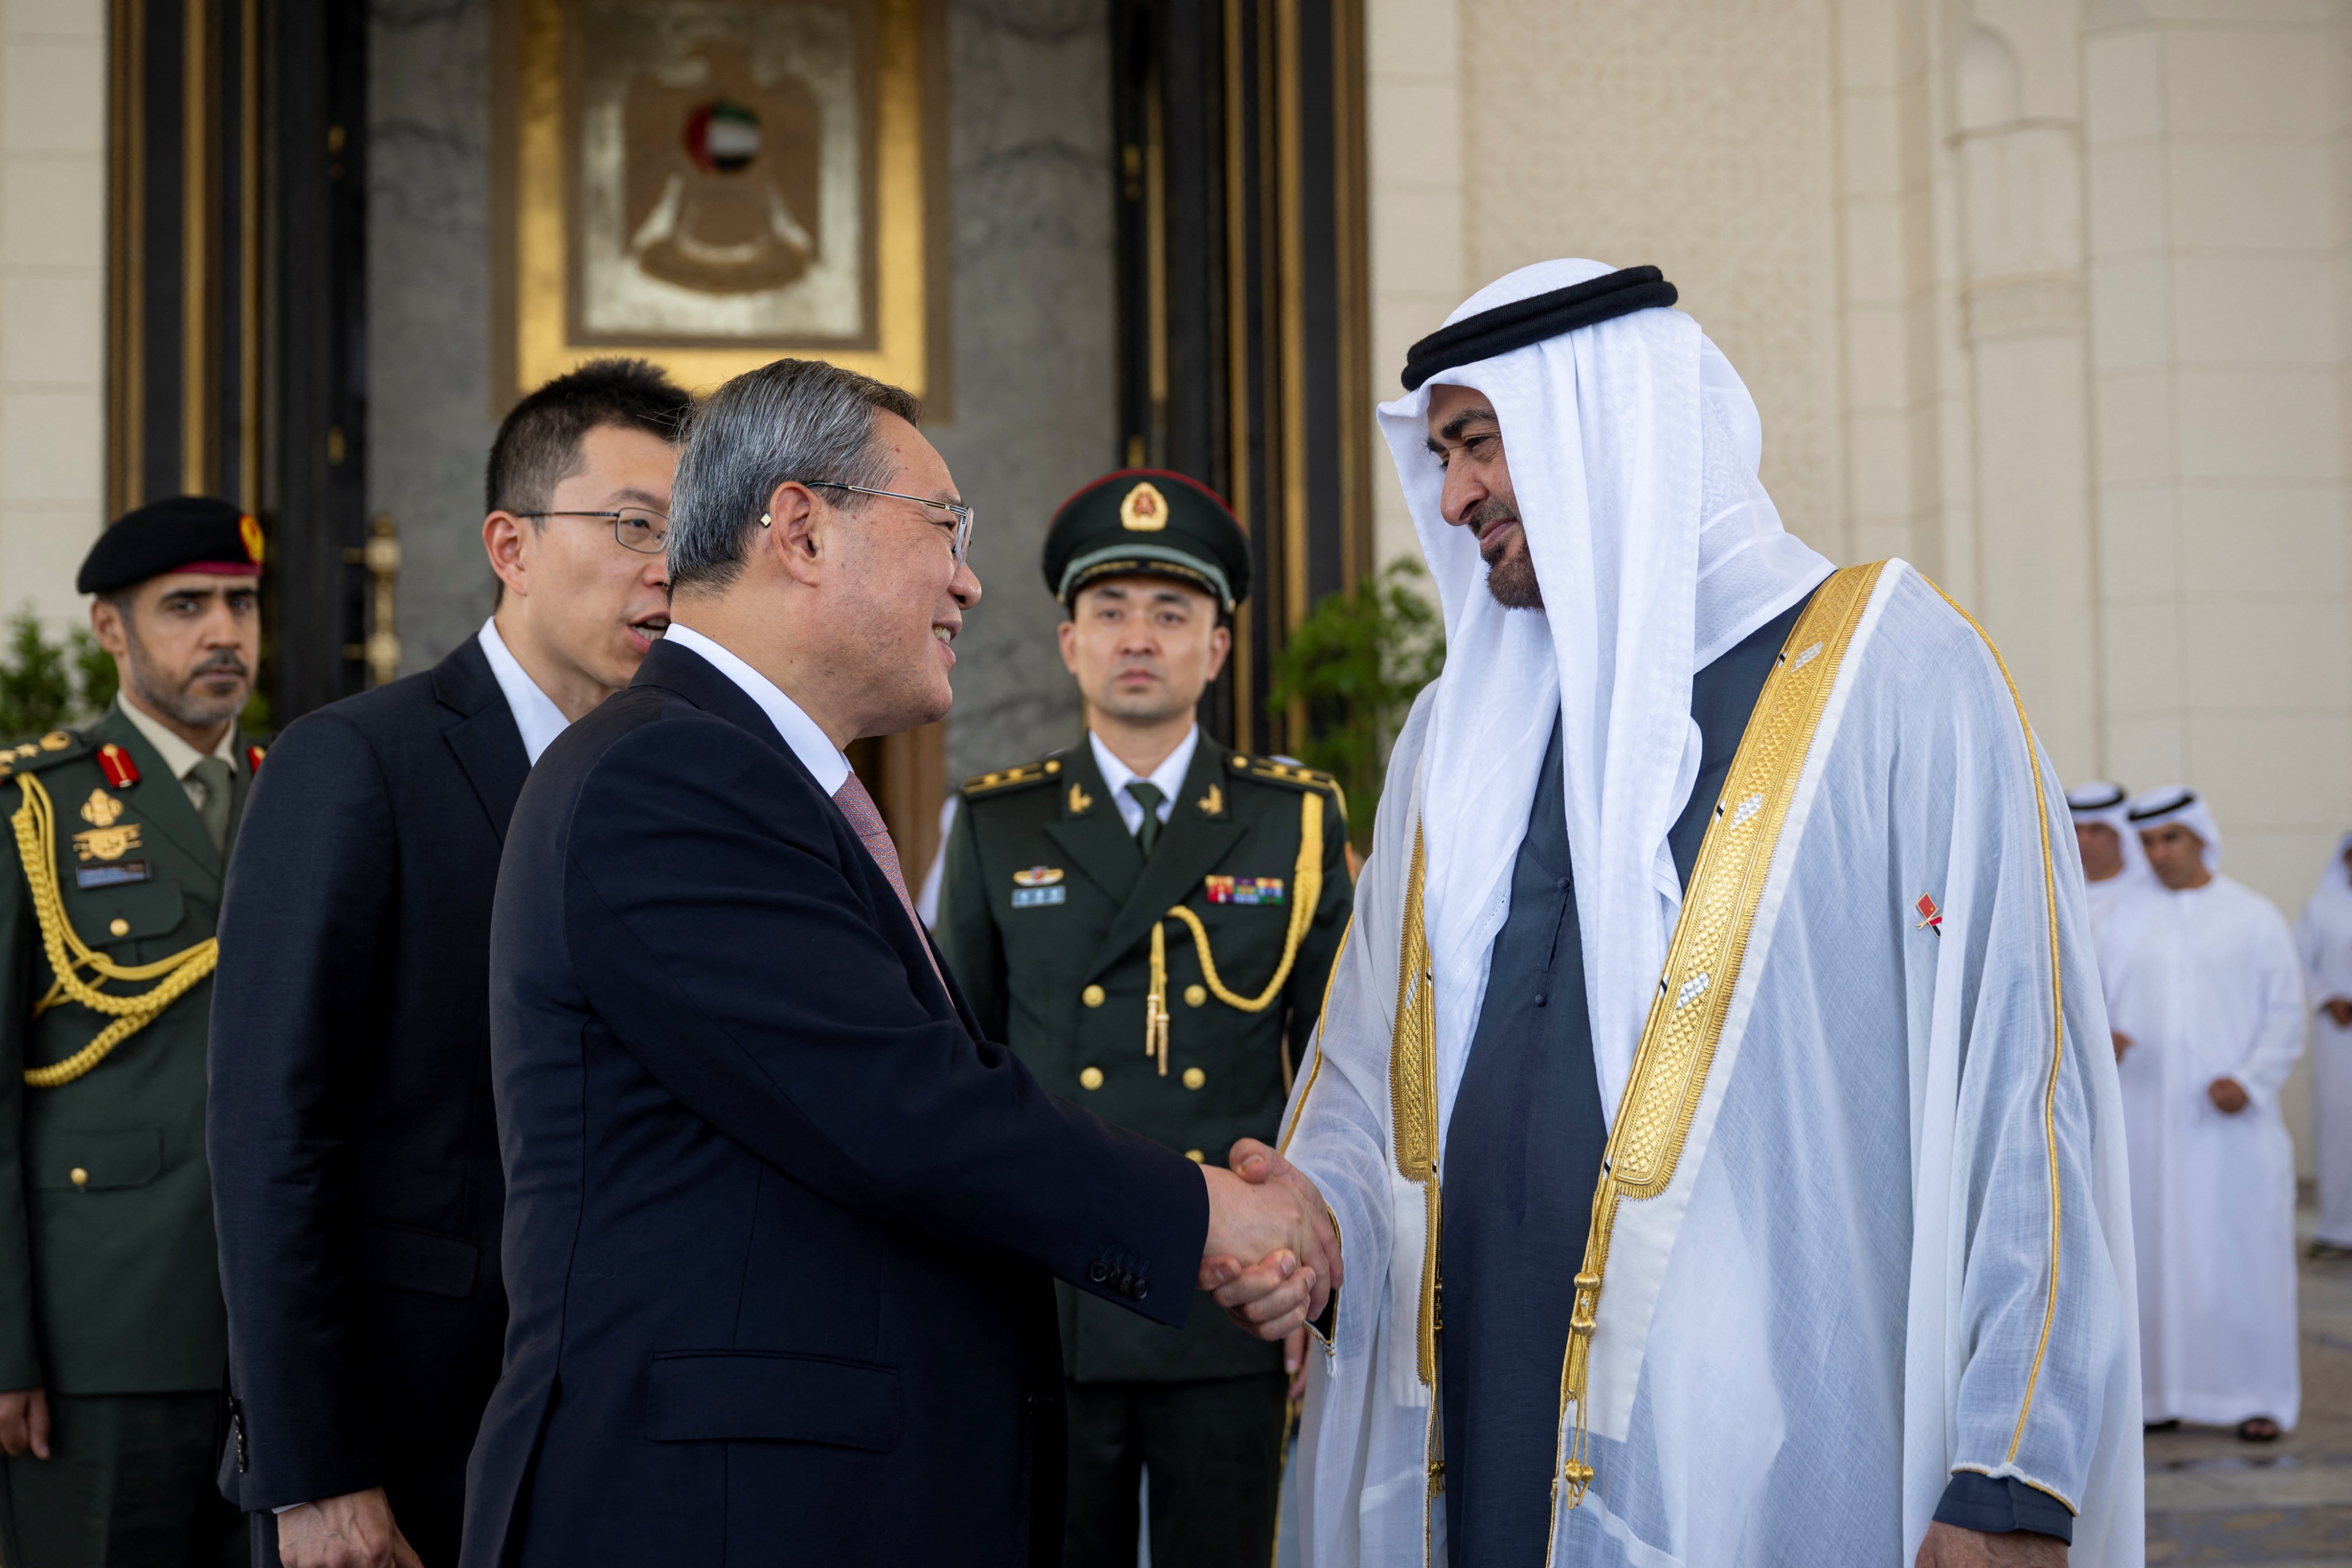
[191,756,233,856]
[1126,781,1166,857]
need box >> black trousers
[0,1392,245,1568]
[1061,1372,1288,1568]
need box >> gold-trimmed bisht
[1547,561,1884,1535]
[12,771,217,1088]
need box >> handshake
[1196,1138,1339,1342]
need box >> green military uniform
[0,497,262,1568]
[934,470,1353,1568]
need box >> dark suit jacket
[463,640,1209,1568]
[210,638,526,1563]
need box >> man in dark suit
[466,357,1337,1568]
[207,360,690,1568]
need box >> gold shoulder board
[960,756,1065,799]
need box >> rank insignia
[72,822,142,863]
[1206,875,1285,906]
[1914,893,1942,934]
[96,744,139,789]
[79,789,124,828]
[1012,866,1064,887]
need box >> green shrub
[1265,558,1445,850]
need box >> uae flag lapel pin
[1914,893,1942,935]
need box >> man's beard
[1472,499,1543,610]
[124,627,250,730]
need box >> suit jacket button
[1087,1261,1110,1284]
[1133,1279,1149,1301]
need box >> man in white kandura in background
[2071,782,2158,1065]
[1205,261,2141,1566]
[2297,832,2352,1260]
[2121,787,2303,1442]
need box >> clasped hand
[1197,1138,1339,1341]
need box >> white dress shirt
[476,618,573,766]
[661,623,851,794]
[1090,724,1198,837]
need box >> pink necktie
[832,771,947,991]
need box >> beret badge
[238,513,265,566]
[1119,481,1168,532]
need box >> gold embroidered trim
[1388,824,1440,1391]
[1548,562,1884,1535]
[1921,578,2066,1465]
[1277,914,1352,1153]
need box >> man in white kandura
[1205,261,2141,1566]
[2123,787,2303,1442]
[2296,832,2352,1260]
[2071,782,2158,1065]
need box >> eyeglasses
[806,482,975,565]
[515,508,669,555]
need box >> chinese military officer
[0,496,265,1567]
[935,470,1352,1568]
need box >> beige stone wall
[1364,0,2352,1171]
[0,0,105,632]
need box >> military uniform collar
[1088,725,1198,831]
[113,696,238,785]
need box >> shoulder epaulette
[960,755,1066,799]
[1227,752,1347,820]
[0,728,92,781]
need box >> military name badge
[72,787,141,863]
[1011,866,1066,909]
[1204,875,1285,906]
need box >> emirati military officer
[936,471,1351,1568]
[0,496,266,1567]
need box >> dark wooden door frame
[1112,0,1372,757]
[107,0,370,728]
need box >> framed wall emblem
[492,0,948,407]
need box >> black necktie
[1126,782,1166,857]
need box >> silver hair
[666,357,922,593]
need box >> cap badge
[79,789,124,829]
[1119,481,1168,532]
[1011,866,1064,887]
[238,513,265,565]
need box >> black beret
[1041,469,1250,612]
[77,496,264,596]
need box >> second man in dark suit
[207,358,690,1567]
[935,472,1352,1568]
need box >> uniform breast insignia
[1011,866,1067,909]
[1196,784,1223,816]
[96,743,139,789]
[1206,875,1285,906]
[246,744,266,773]
[1068,782,1095,815]
[1914,893,1942,934]
[72,789,142,863]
